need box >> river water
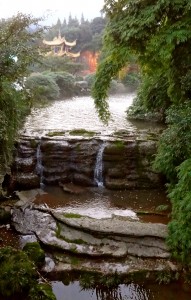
[9,94,190,299]
[22,93,162,136]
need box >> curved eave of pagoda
[64,40,77,47]
[43,38,65,46]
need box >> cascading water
[94,143,105,187]
[36,141,44,187]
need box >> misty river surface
[22,93,154,136]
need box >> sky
[0,0,105,24]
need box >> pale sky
[0,0,105,23]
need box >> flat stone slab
[53,211,167,238]
[50,253,180,276]
[12,206,169,258]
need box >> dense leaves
[0,14,43,175]
[93,0,191,265]
[25,74,60,101]
[92,0,191,121]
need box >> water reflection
[52,281,191,300]
[34,186,170,223]
[52,282,151,300]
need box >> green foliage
[23,242,45,267]
[28,283,56,300]
[25,74,60,101]
[0,247,55,299]
[92,47,130,122]
[92,0,191,267]
[154,103,191,182]
[92,0,191,121]
[46,71,76,98]
[167,159,191,265]
[0,13,43,174]
[84,73,95,88]
[127,72,170,122]
[0,247,37,297]
[153,103,191,264]
[31,56,83,74]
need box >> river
[5,94,191,299]
[22,93,162,136]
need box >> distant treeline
[44,14,106,53]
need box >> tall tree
[0,13,43,181]
[92,0,191,266]
[92,0,191,122]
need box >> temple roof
[43,36,77,47]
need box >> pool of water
[34,186,170,223]
[51,280,191,300]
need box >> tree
[92,0,191,122]
[0,13,43,179]
[92,0,191,266]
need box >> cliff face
[80,51,99,74]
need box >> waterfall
[36,141,44,187]
[94,143,105,187]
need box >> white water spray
[94,143,105,187]
[36,141,44,187]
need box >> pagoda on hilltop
[43,32,80,58]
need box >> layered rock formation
[10,133,163,190]
[12,201,178,277]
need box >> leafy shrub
[45,71,76,98]
[28,283,56,300]
[154,103,191,182]
[127,73,170,122]
[0,246,55,299]
[25,74,60,101]
[23,242,45,267]
[85,73,95,88]
[0,247,37,297]
[154,103,191,265]
[167,159,191,265]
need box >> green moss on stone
[113,140,125,149]
[23,242,45,267]
[69,129,95,136]
[46,131,66,137]
[63,212,82,218]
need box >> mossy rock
[23,242,45,267]
[46,131,66,137]
[28,283,56,300]
[0,247,37,297]
[69,129,95,136]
